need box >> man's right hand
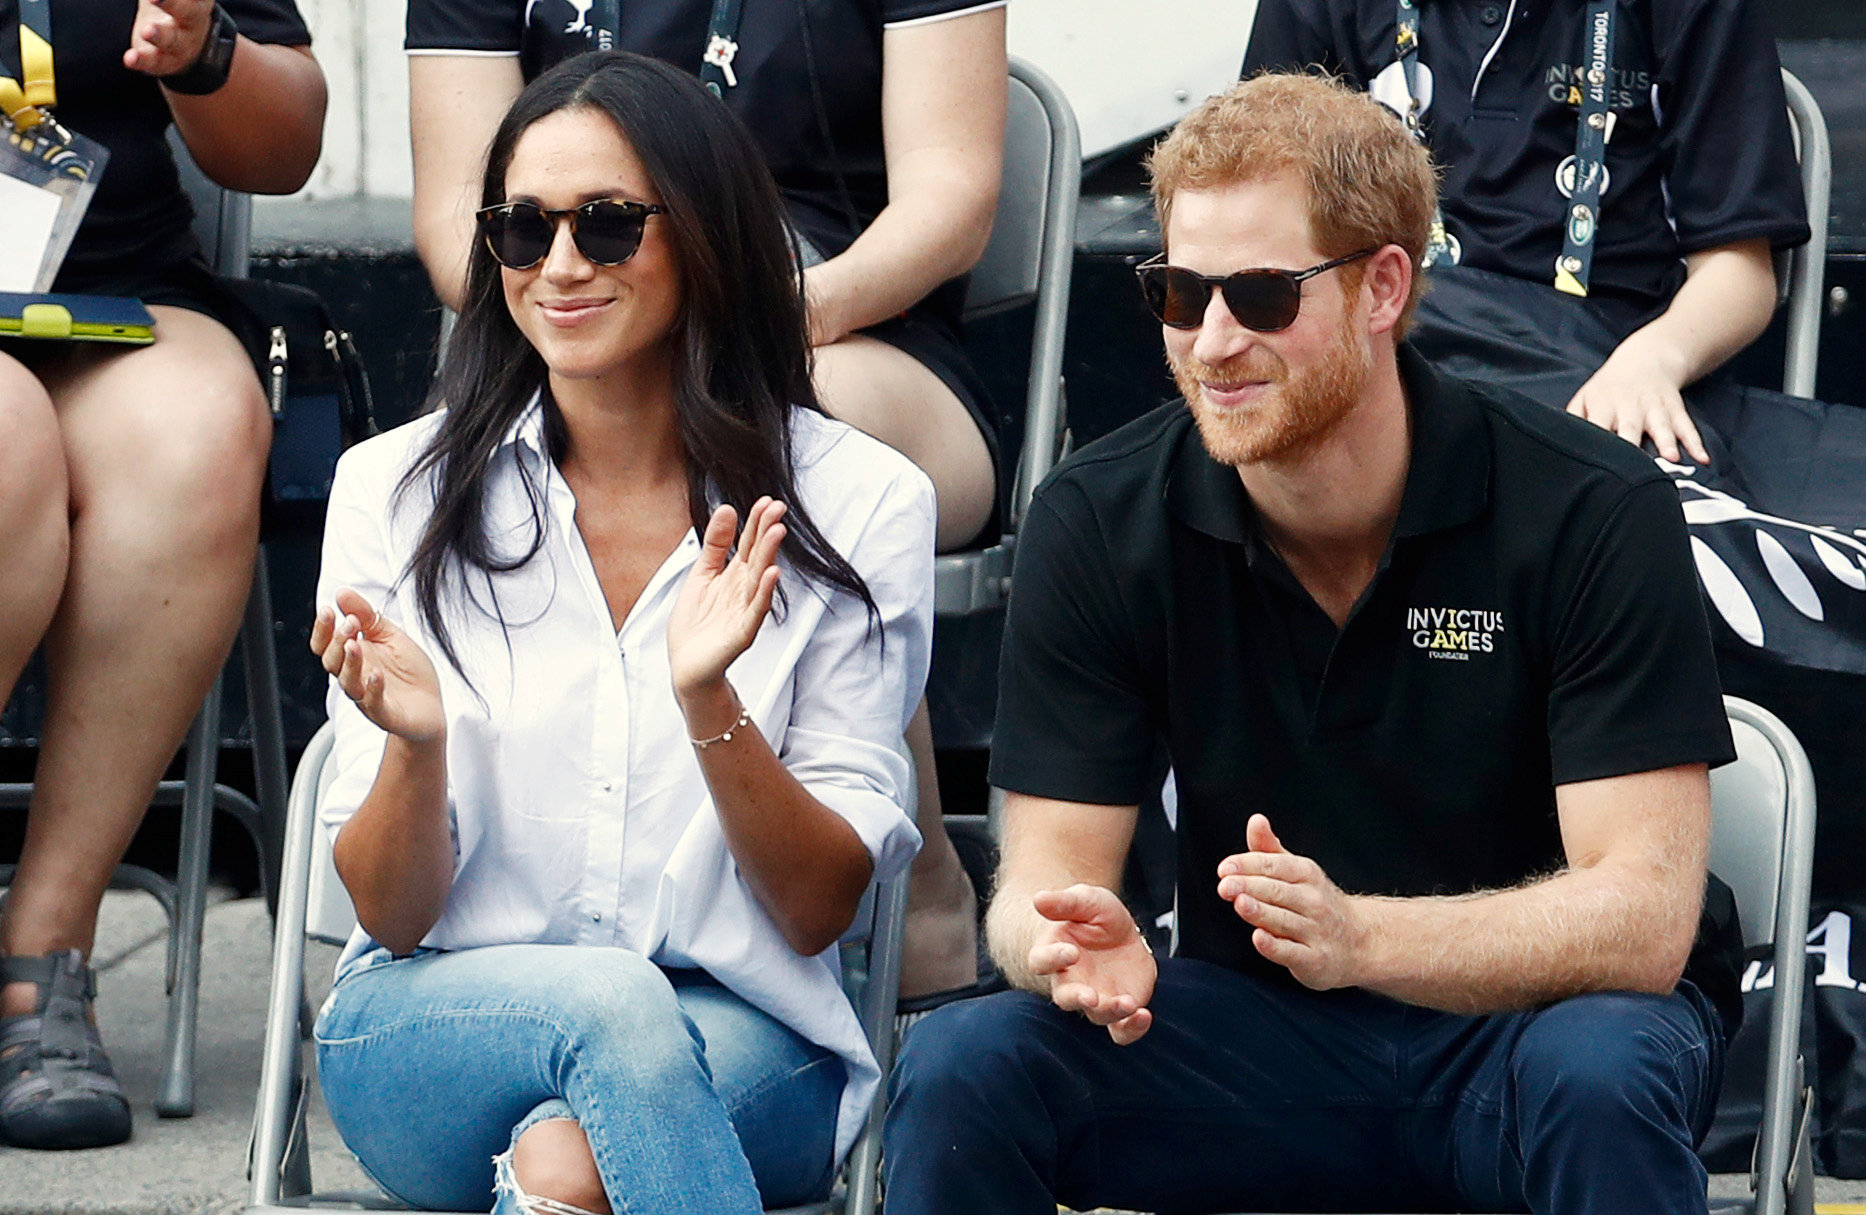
[1028,884,1156,1045]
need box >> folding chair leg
[1786,1082,1816,1215]
[241,556,289,913]
[156,685,219,1118]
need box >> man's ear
[1364,245,1413,337]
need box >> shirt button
[591,911,602,923]
[601,781,614,793]
[1479,3,1503,23]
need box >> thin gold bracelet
[690,705,753,749]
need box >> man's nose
[1190,286,1256,366]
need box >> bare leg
[812,334,994,554]
[510,1118,614,1214]
[812,337,992,998]
[898,703,979,998]
[0,354,69,718]
[0,307,267,1016]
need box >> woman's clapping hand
[667,498,786,698]
[311,589,446,743]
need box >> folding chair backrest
[1707,696,1818,1215]
[936,58,1080,616]
[1777,69,1829,400]
[167,127,253,280]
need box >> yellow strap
[20,302,73,339]
[0,79,44,131]
[1553,266,1589,298]
[18,24,52,108]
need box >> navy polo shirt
[1243,0,1810,310]
[992,348,1740,1019]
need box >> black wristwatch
[161,4,239,96]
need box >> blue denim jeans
[884,957,1723,1215]
[315,944,843,1214]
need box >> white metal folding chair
[247,723,911,1215]
[1778,69,1830,401]
[934,57,1082,617]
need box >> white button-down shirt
[315,398,933,1161]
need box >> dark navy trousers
[883,957,1722,1214]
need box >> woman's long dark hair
[397,51,878,681]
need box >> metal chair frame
[0,138,289,1119]
[935,56,1082,616]
[247,723,911,1215]
[1778,69,1830,401]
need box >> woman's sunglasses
[1135,248,1377,332]
[475,199,668,270]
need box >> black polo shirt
[992,348,1740,1018]
[1242,0,1810,310]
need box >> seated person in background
[0,0,324,1151]
[403,0,1009,1007]
[312,53,931,1215]
[883,73,1740,1215]
[1243,0,1809,465]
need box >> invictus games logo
[1408,607,1505,661]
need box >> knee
[114,357,269,524]
[507,1118,612,1215]
[892,991,1055,1122]
[1511,993,1707,1124]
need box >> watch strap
[161,4,238,97]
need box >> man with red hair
[882,73,1740,1215]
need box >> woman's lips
[539,298,613,327]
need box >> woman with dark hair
[308,52,931,1214]
[404,0,1005,1008]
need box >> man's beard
[1171,308,1371,467]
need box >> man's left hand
[1216,813,1372,991]
[124,0,215,78]
[1565,343,1709,466]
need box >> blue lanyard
[1392,0,1618,294]
[699,0,745,95]
[1554,0,1617,297]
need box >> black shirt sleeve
[405,0,520,53]
[989,488,1159,807]
[1546,477,1736,785]
[880,0,1005,26]
[224,0,311,46]
[1654,0,1810,254]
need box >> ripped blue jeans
[315,944,842,1214]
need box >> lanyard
[1554,0,1616,297]
[1393,0,1456,268]
[1391,0,1617,294]
[583,1,740,95]
[700,0,744,94]
[589,0,618,50]
[1,0,55,132]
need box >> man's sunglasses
[1135,248,1377,332]
[475,199,668,270]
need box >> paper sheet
[0,174,61,292]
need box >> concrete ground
[4,891,1866,1214]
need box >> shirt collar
[1164,344,1491,545]
[504,392,550,463]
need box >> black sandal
[0,949,132,1149]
